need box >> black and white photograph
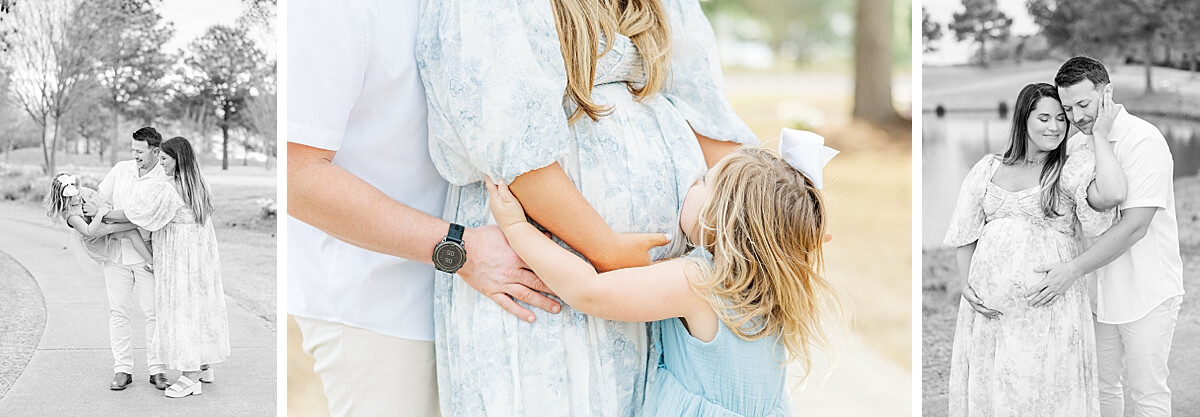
[0,0,277,415]
[922,0,1200,415]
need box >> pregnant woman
[417,0,755,415]
[944,83,1124,415]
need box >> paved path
[0,205,276,416]
[788,334,911,416]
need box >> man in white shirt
[1027,56,1184,417]
[287,2,560,416]
[84,127,171,391]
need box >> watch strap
[447,223,465,244]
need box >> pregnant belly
[967,219,1078,314]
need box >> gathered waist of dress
[983,215,1077,240]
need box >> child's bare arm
[487,180,709,323]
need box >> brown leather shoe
[111,372,132,390]
[150,373,169,390]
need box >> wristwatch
[433,223,467,274]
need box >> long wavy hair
[160,137,213,224]
[549,0,671,123]
[684,148,847,379]
[1002,83,1068,217]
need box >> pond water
[922,112,1200,248]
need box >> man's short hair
[132,127,163,148]
[1054,56,1110,89]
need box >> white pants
[103,262,165,375]
[295,316,440,417]
[1096,295,1182,417]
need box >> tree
[185,25,266,170]
[243,60,275,170]
[922,8,943,53]
[1029,0,1181,93]
[8,0,117,174]
[853,0,900,126]
[948,0,1012,67]
[0,0,15,52]
[93,0,173,166]
[702,0,848,64]
[1163,0,1200,77]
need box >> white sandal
[165,375,201,398]
[199,366,214,383]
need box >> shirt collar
[133,161,167,181]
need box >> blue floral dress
[417,0,756,415]
[943,149,1114,416]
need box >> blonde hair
[549,0,671,123]
[44,172,75,224]
[689,148,846,378]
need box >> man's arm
[287,142,559,322]
[1025,206,1156,306]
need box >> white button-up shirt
[1070,106,1184,324]
[96,159,167,266]
[286,0,447,341]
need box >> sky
[158,0,275,58]
[922,0,1039,66]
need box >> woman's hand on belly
[962,286,1003,320]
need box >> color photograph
[285,0,912,416]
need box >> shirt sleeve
[416,0,572,185]
[659,0,757,145]
[1119,134,1173,210]
[125,182,184,232]
[97,164,117,202]
[286,0,370,151]
[943,155,995,247]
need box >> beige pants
[294,316,440,417]
[103,262,164,375]
[1096,295,1182,417]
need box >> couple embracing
[945,56,1184,416]
[288,0,844,416]
[44,127,230,398]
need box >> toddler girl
[45,173,153,271]
[486,130,846,416]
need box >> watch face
[434,242,466,272]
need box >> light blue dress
[645,249,793,417]
[416,0,757,415]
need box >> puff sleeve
[416,0,573,185]
[1065,149,1116,237]
[944,155,996,247]
[125,181,184,232]
[660,0,758,145]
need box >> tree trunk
[49,116,60,176]
[978,37,988,68]
[221,106,230,171]
[1144,36,1154,94]
[852,0,898,126]
[39,121,49,174]
[110,108,120,167]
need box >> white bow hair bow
[777,128,838,189]
[56,174,79,197]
